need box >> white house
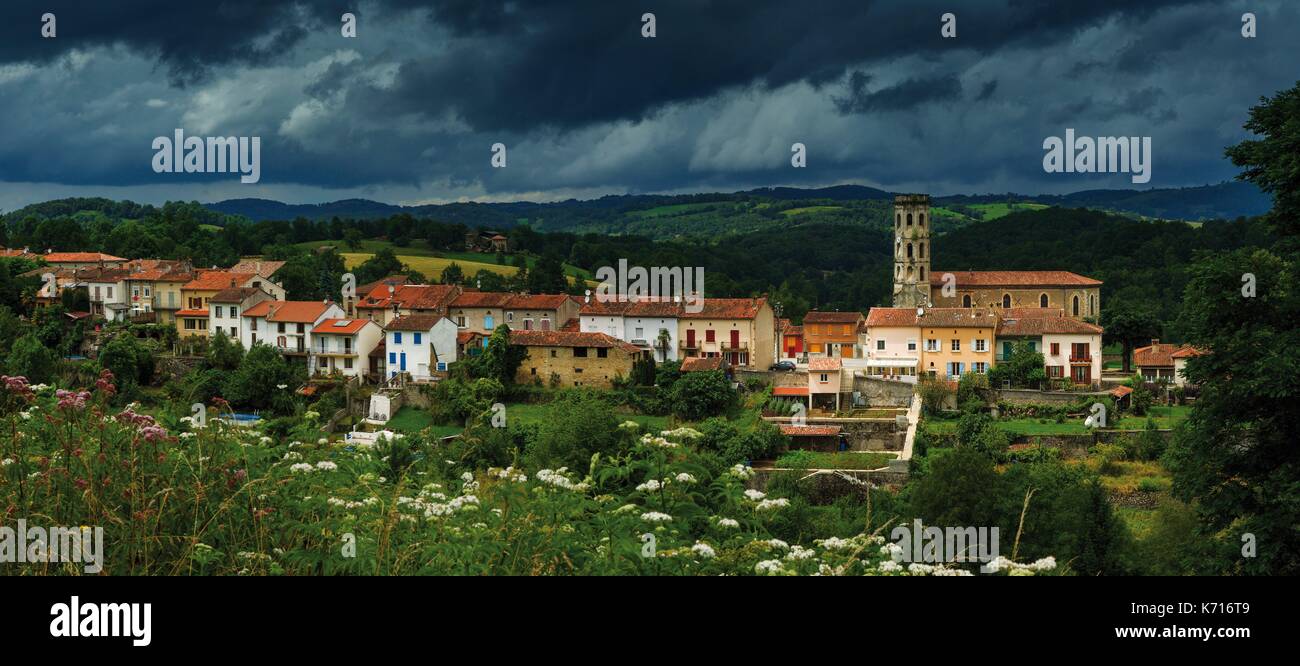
[311,318,384,381]
[81,268,131,322]
[383,314,460,381]
[208,287,272,344]
[997,313,1104,388]
[578,299,680,362]
[861,307,922,382]
[241,300,344,366]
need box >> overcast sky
[0,0,1296,211]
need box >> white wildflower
[691,542,717,559]
[640,511,673,523]
[715,517,740,529]
[315,460,338,471]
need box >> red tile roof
[681,356,726,372]
[453,291,574,311]
[915,307,999,328]
[209,287,265,303]
[772,386,809,397]
[809,357,842,371]
[1133,343,1178,367]
[229,260,286,278]
[929,271,1101,287]
[509,329,641,353]
[865,307,920,327]
[42,252,126,263]
[457,331,486,344]
[450,291,514,308]
[783,325,803,336]
[360,284,460,312]
[1170,346,1208,359]
[183,271,256,291]
[316,318,374,335]
[779,425,842,437]
[176,309,208,317]
[558,317,580,332]
[385,314,446,332]
[998,316,1103,336]
[243,300,337,323]
[579,296,767,320]
[1004,307,1065,318]
[803,310,864,323]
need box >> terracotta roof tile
[865,307,919,327]
[998,316,1103,336]
[1134,343,1179,367]
[915,307,999,328]
[316,318,374,335]
[809,357,842,371]
[681,356,726,372]
[803,310,864,324]
[929,270,1101,287]
[209,287,265,303]
[509,329,641,353]
[42,252,126,263]
[243,300,336,323]
[385,314,446,331]
[229,260,286,278]
[183,271,256,291]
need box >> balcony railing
[1069,355,1093,364]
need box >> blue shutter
[389,352,396,364]
[394,332,402,344]
[414,333,422,344]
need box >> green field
[781,205,843,216]
[502,401,671,431]
[926,405,1189,436]
[385,406,462,437]
[292,238,594,285]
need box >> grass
[1117,506,1160,539]
[1093,460,1171,495]
[966,202,1050,219]
[780,205,843,216]
[385,406,462,437]
[772,450,895,470]
[293,238,594,284]
[502,401,672,431]
[924,404,1189,436]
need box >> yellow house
[177,271,258,338]
[917,307,997,381]
[677,297,775,369]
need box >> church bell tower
[891,194,932,308]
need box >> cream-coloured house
[862,307,922,382]
[917,307,998,381]
[678,297,775,369]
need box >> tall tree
[1166,81,1300,575]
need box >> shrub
[669,370,735,421]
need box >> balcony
[1069,355,1092,364]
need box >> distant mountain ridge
[202,181,1270,224]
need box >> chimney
[1151,339,1160,347]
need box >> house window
[1050,342,1060,356]
[389,352,396,364]
[550,349,557,358]
[414,333,422,344]
[876,339,886,351]
[951,339,961,351]
[907,339,917,351]
[925,339,939,352]
[1040,293,1049,308]
[214,306,223,318]
[343,358,353,369]
[1002,294,1011,308]
[962,295,972,308]
[506,312,514,322]
[634,327,644,339]
[278,323,285,333]
[706,330,715,342]
[973,339,987,352]
[574,347,588,358]
[597,348,608,358]
[1048,365,1064,378]
[974,362,987,373]
[819,373,829,383]
[1072,296,1080,316]
[394,332,402,343]
[232,307,238,318]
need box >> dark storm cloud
[0,0,1297,205]
[834,72,964,113]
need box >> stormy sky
[0,0,1296,210]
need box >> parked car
[769,360,797,372]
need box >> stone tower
[891,194,932,308]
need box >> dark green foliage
[668,369,735,421]
[6,333,58,383]
[524,391,624,472]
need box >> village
[1,194,1202,480]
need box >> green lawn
[966,202,1050,219]
[292,238,593,281]
[772,450,895,470]
[502,401,671,431]
[925,404,1189,436]
[385,406,462,437]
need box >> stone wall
[854,376,915,407]
[749,467,907,495]
[515,346,637,389]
